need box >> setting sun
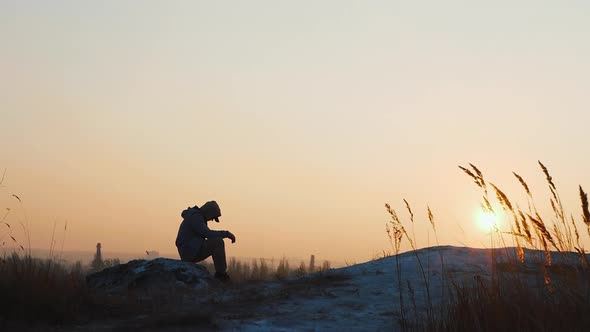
[477,210,500,232]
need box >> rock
[86,258,214,293]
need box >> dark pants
[191,237,227,274]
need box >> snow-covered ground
[214,245,588,331]
[214,246,495,331]
[79,245,584,332]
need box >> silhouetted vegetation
[0,253,93,324]
[386,161,590,331]
[200,256,332,283]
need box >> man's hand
[227,231,236,243]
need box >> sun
[477,210,499,232]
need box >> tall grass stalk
[385,204,406,328]
[431,161,590,331]
[386,202,435,328]
[386,161,590,330]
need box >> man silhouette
[175,201,236,281]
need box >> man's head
[200,201,221,222]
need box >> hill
[73,245,590,331]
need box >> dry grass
[0,251,227,327]
[0,253,94,324]
[0,175,95,325]
[200,256,332,283]
[387,161,590,331]
[435,274,590,331]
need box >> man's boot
[214,271,231,283]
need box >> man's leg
[194,237,227,274]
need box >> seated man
[175,201,236,281]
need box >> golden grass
[386,161,590,331]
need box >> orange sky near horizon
[2,1,590,263]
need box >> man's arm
[189,215,231,239]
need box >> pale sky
[1,1,590,262]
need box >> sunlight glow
[477,211,499,232]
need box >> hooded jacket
[175,206,229,261]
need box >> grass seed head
[579,186,590,230]
[513,172,531,196]
[538,160,556,190]
[490,183,513,212]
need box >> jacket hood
[181,206,199,219]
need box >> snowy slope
[217,246,496,331]
[214,245,589,331]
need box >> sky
[1,1,590,263]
